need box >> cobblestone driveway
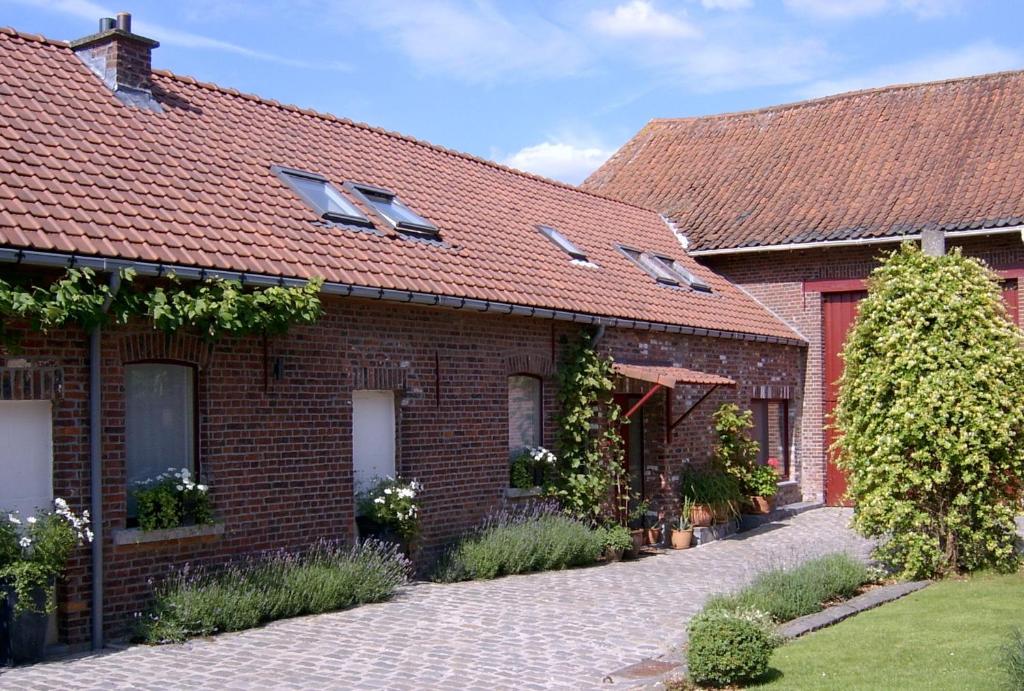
[1,508,870,690]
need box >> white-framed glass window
[508,375,542,451]
[125,363,196,507]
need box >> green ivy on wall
[550,330,630,526]
[0,267,324,345]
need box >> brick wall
[2,287,802,645]
[703,233,1024,503]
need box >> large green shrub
[432,504,604,582]
[135,540,409,643]
[835,245,1024,579]
[704,553,871,622]
[687,608,779,687]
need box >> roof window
[272,166,369,225]
[537,225,588,262]
[620,247,713,293]
[348,183,438,236]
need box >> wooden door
[1002,280,1019,325]
[822,291,867,506]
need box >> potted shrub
[645,522,662,547]
[670,497,695,549]
[509,447,557,490]
[356,476,422,555]
[681,469,742,526]
[625,500,649,557]
[601,524,632,562]
[0,499,91,665]
[746,465,779,515]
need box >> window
[537,225,587,262]
[751,399,790,478]
[272,165,369,225]
[348,183,438,236]
[619,246,713,292]
[508,375,542,451]
[352,390,396,496]
[125,363,196,514]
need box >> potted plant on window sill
[508,447,556,496]
[670,497,695,549]
[0,499,92,665]
[131,468,214,532]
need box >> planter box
[112,522,224,546]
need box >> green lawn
[755,571,1024,690]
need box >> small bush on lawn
[687,608,779,687]
[135,539,409,643]
[1003,627,1024,690]
[432,502,604,582]
[704,553,871,622]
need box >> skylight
[620,246,713,293]
[537,225,587,262]
[348,183,438,236]
[272,166,368,225]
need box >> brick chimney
[71,12,162,111]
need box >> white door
[0,400,53,518]
[352,390,396,495]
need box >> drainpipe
[90,271,121,650]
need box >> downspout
[90,271,121,650]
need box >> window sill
[777,480,798,489]
[112,522,224,546]
[504,487,543,499]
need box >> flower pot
[747,495,774,515]
[604,547,624,563]
[670,528,693,550]
[645,527,662,546]
[626,529,644,558]
[5,586,48,666]
[690,504,713,527]
[711,502,734,524]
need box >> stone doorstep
[606,580,930,688]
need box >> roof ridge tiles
[648,68,1024,126]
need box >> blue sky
[5,1,1023,184]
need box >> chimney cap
[115,12,131,32]
[69,18,160,51]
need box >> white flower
[85,528,94,542]
[7,513,20,525]
[176,485,184,491]
[197,484,208,492]
[26,516,37,524]
[383,488,393,495]
[19,536,31,548]
[374,497,386,504]
[54,497,68,510]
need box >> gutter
[688,225,1024,257]
[90,270,121,651]
[0,248,806,347]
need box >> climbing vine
[550,331,630,525]
[0,267,324,344]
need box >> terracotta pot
[690,504,713,527]
[626,529,644,558]
[670,528,693,550]
[747,496,774,515]
[711,502,733,524]
[645,527,662,546]
[605,546,624,563]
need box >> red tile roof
[584,71,1024,253]
[613,363,734,388]
[0,27,800,343]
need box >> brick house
[584,71,1024,507]
[0,16,805,649]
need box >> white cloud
[700,0,754,10]
[589,1,701,40]
[659,35,830,91]
[13,0,350,70]
[797,41,1021,98]
[784,0,961,20]
[501,140,615,185]
[329,1,588,84]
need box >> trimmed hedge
[687,608,779,687]
[432,504,605,582]
[135,540,409,643]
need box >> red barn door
[823,291,867,506]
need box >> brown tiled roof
[0,27,799,342]
[583,71,1024,252]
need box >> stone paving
[0,508,871,690]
